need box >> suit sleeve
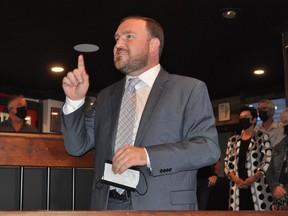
[266,138,284,192]
[62,103,96,156]
[146,80,220,176]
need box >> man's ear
[149,38,160,54]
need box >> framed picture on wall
[218,102,230,122]
[50,107,62,133]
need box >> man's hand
[112,145,147,174]
[62,55,89,100]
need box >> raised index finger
[78,54,86,73]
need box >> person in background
[61,16,220,210]
[266,108,288,210]
[225,106,272,210]
[196,159,220,210]
[0,95,37,132]
[256,99,284,148]
[279,108,288,126]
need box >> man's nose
[115,38,126,49]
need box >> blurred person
[196,159,220,210]
[279,108,288,126]
[256,99,284,148]
[225,106,272,210]
[0,95,37,132]
[61,16,220,210]
[266,108,288,210]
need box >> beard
[114,49,149,75]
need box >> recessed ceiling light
[220,8,240,19]
[74,44,99,53]
[51,67,64,73]
[254,69,265,75]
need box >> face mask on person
[258,110,269,122]
[284,125,288,135]
[15,106,27,120]
[240,118,252,130]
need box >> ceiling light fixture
[51,67,64,73]
[254,69,265,75]
[74,44,99,53]
[220,8,240,19]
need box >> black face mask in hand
[16,106,27,120]
[240,118,252,130]
[258,110,269,122]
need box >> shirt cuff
[62,97,85,115]
[144,148,152,170]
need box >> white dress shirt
[63,64,161,168]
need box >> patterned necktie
[114,78,140,153]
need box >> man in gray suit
[62,16,220,210]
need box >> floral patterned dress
[224,131,273,210]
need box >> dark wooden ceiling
[1,0,288,101]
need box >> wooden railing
[0,132,95,210]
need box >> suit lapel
[135,69,169,146]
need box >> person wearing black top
[196,160,220,210]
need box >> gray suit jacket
[62,68,220,210]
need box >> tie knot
[127,78,140,93]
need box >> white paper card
[102,162,140,189]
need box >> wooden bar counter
[0,133,287,214]
[0,132,94,168]
[0,132,95,210]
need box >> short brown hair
[7,94,25,111]
[120,16,164,58]
[258,99,275,110]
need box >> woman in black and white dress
[225,106,273,210]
